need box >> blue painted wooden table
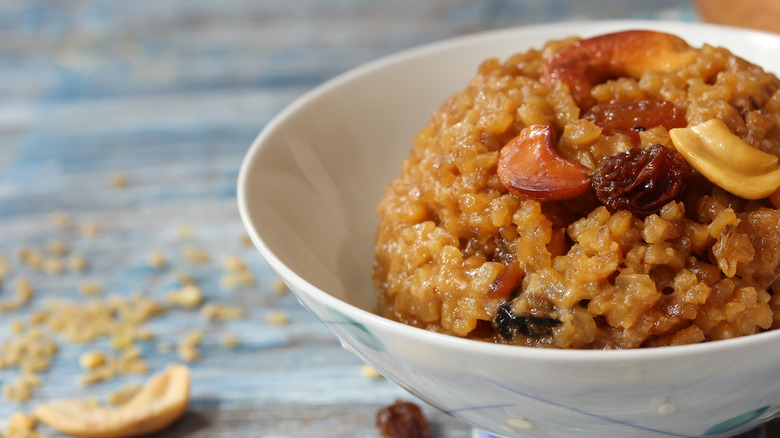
[2,1,774,437]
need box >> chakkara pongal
[373,30,780,349]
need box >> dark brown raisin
[376,400,430,438]
[493,302,561,339]
[591,144,691,216]
[584,99,686,144]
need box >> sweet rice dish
[373,29,780,349]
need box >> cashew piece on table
[34,364,190,438]
[669,118,780,200]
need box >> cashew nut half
[669,118,780,199]
[497,124,591,201]
[34,364,190,438]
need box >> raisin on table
[376,399,430,438]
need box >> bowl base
[472,430,507,438]
[472,427,767,438]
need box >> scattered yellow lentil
[9,412,36,432]
[2,382,32,403]
[273,279,289,295]
[79,366,117,386]
[106,384,143,406]
[223,255,248,272]
[0,193,256,412]
[84,396,100,407]
[9,319,25,334]
[177,346,199,363]
[111,326,137,350]
[42,258,65,275]
[45,240,69,256]
[0,329,58,373]
[10,336,52,374]
[156,342,174,354]
[21,357,50,374]
[146,251,167,269]
[220,271,254,290]
[14,276,33,305]
[21,373,42,388]
[177,225,196,240]
[182,247,210,264]
[135,327,155,341]
[0,291,33,315]
[0,205,268,417]
[266,310,289,325]
[182,330,202,346]
[79,350,106,370]
[110,171,128,188]
[45,294,165,344]
[221,333,240,348]
[2,374,42,403]
[2,411,46,438]
[220,256,255,290]
[360,364,383,379]
[174,271,197,286]
[16,248,43,270]
[78,281,102,296]
[78,347,149,386]
[0,255,11,279]
[165,284,203,309]
[51,211,71,229]
[79,221,101,238]
[28,311,48,325]
[177,330,202,363]
[68,254,88,273]
[201,303,245,320]
[117,346,148,374]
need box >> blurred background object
[696,0,780,33]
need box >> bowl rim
[238,18,780,363]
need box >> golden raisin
[584,99,686,144]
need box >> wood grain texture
[8,1,772,437]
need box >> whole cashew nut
[542,30,697,108]
[669,118,780,199]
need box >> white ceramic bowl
[238,20,780,438]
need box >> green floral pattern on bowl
[704,406,769,436]
[325,305,385,352]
